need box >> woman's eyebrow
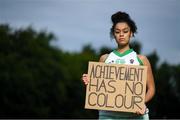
[115,27,129,31]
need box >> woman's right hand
[81,74,89,85]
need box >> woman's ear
[130,32,133,38]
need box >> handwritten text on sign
[85,62,147,113]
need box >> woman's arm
[135,55,155,115]
[82,54,109,85]
[138,55,155,103]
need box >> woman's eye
[115,31,120,34]
[123,30,129,33]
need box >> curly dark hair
[110,11,137,38]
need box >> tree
[0,24,66,118]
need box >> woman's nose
[120,32,124,37]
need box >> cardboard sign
[85,61,147,113]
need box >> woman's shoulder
[99,54,109,62]
[137,54,150,66]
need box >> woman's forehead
[115,22,130,29]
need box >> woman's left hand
[135,104,146,115]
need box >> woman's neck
[117,45,130,53]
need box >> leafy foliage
[0,24,180,118]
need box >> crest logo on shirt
[130,59,134,64]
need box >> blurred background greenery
[0,24,180,119]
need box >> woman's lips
[119,38,125,41]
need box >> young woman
[82,11,155,119]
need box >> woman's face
[113,22,132,47]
